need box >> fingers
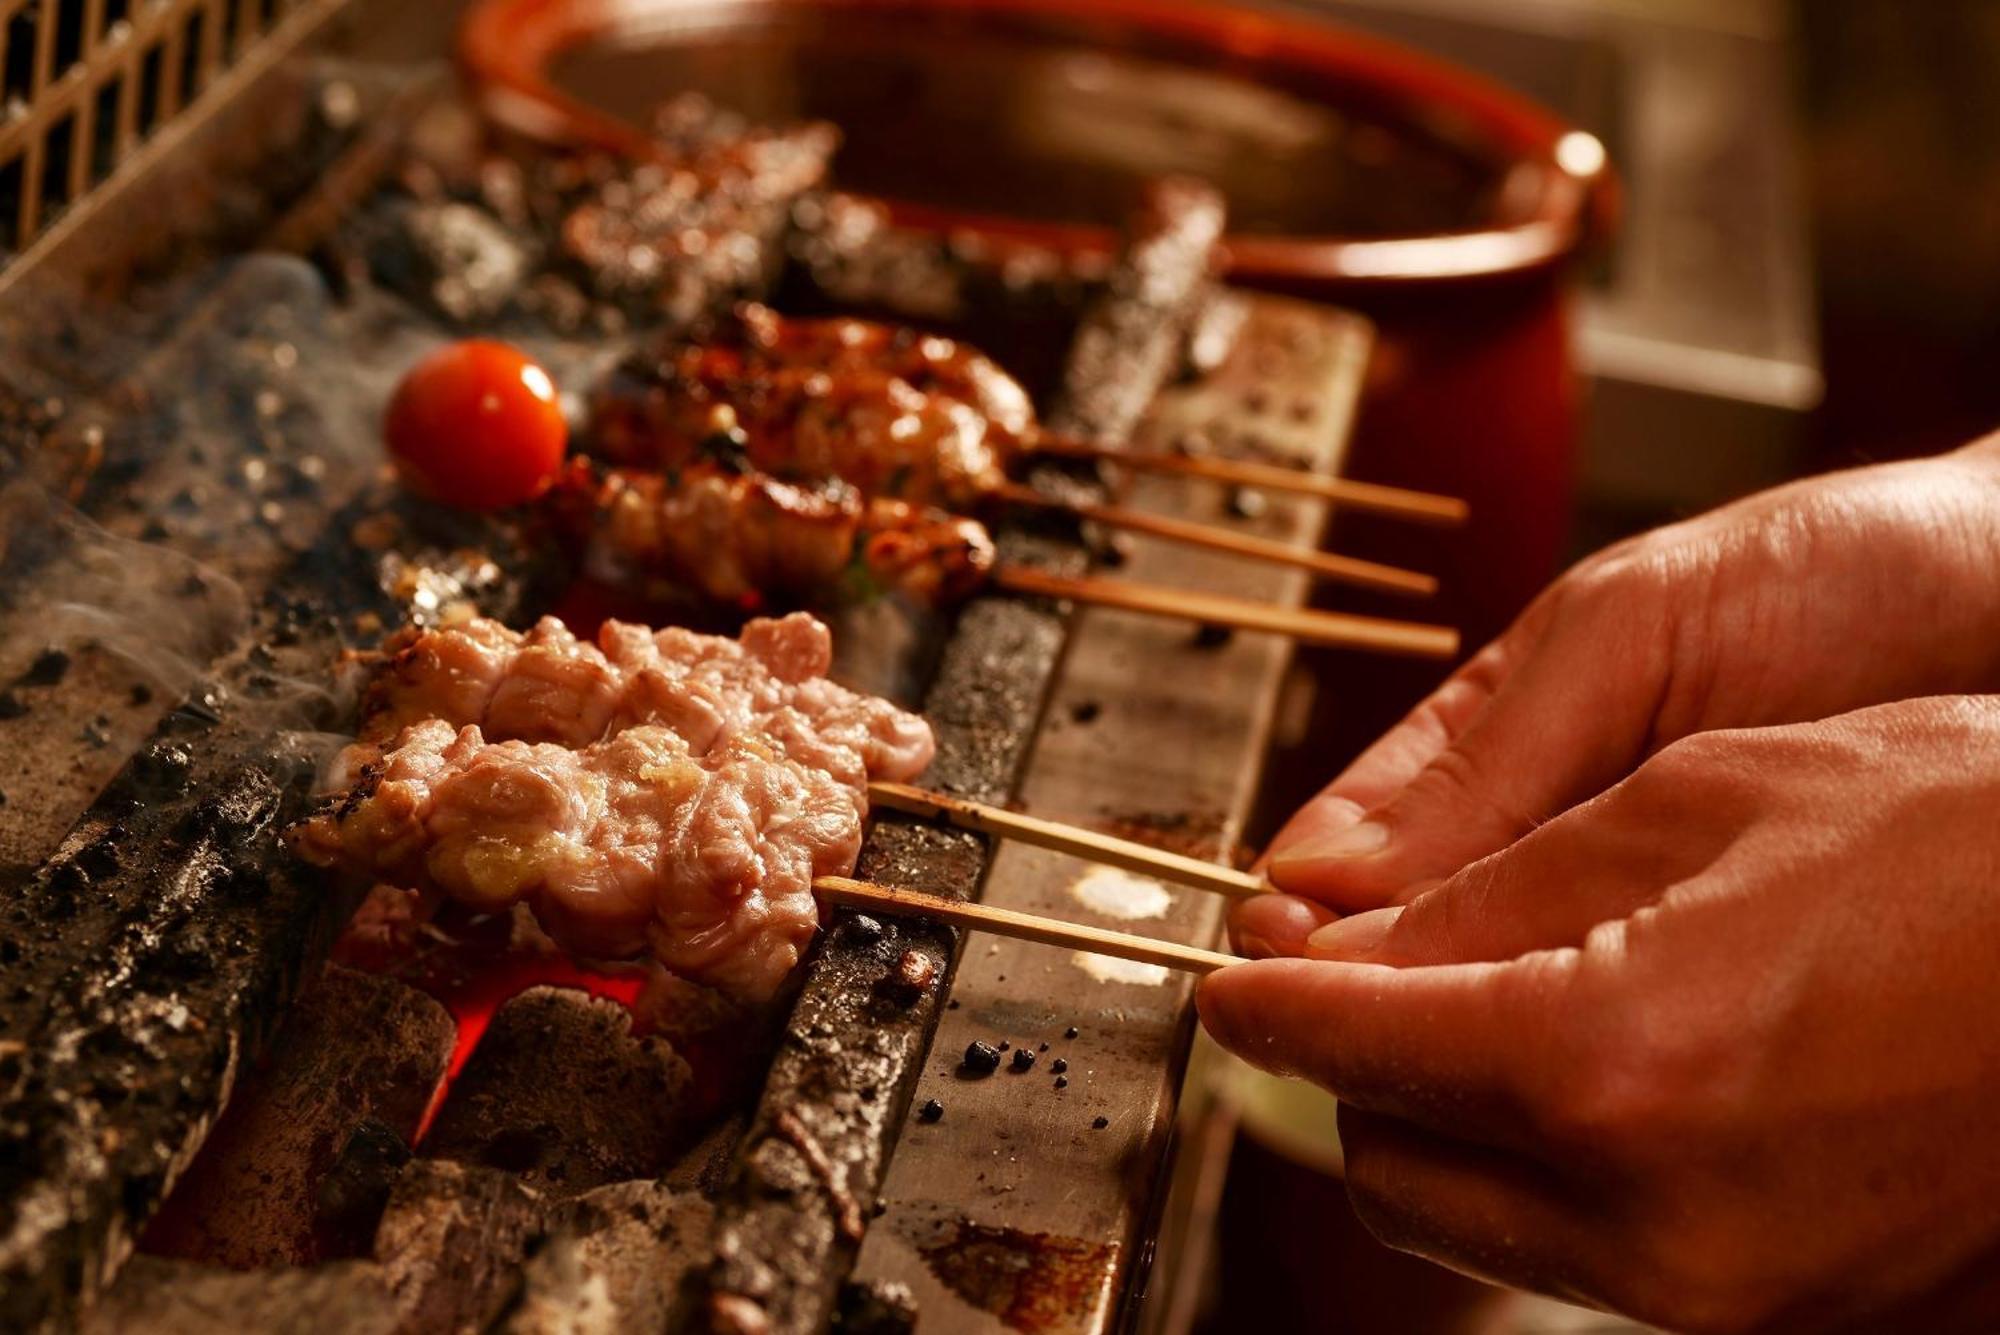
[1270,574,1675,909]
[1303,780,1711,967]
[1259,637,1517,912]
[1198,954,1579,1147]
[1227,892,1337,958]
[1337,1104,1601,1304]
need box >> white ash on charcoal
[79,1255,399,1335]
[373,1160,547,1334]
[369,1159,717,1334]
[137,966,454,1269]
[87,1172,718,1335]
[497,1180,714,1335]
[346,93,837,337]
[423,987,696,1195]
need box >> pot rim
[459,0,1618,288]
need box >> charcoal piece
[423,987,694,1195]
[79,1256,397,1335]
[314,1120,415,1259]
[0,482,540,1332]
[1047,177,1227,447]
[781,192,1095,390]
[374,1160,544,1334]
[834,1277,919,1335]
[383,200,532,326]
[660,1114,750,1200]
[498,1180,713,1335]
[555,100,837,326]
[139,965,453,1268]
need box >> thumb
[1270,573,1674,907]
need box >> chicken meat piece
[551,460,996,611]
[344,609,935,788]
[588,304,1036,510]
[291,717,863,1001]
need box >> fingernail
[1233,932,1278,960]
[1306,908,1399,960]
[1269,821,1390,876]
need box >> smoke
[0,483,248,702]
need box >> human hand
[1204,696,2000,1333]
[1233,436,2000,957]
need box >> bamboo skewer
[868,781,1267,899]
[1032,437,1470,527]
[993,482,1438,598]
[993,566,1462,659]
[815,876,1240,975]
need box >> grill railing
[0,0,323,263]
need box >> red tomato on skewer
[384,340,568,510]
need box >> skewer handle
[993,566,1461,659]
[1034,437,1470,527]
[814,877,1240,975]
[994,482,1436,598]
[868,781,1266,899]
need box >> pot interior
[548,2,1508,239]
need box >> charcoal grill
[0,4,1381,1331]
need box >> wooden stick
[815,876,1239,975]
[868,781,1267,899]
[993,566,1461,659]
[994,482,1437,598]
[1033,437,1470,527]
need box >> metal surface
[850,295,1370,1334]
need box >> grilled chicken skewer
[552,460,1459,657]
[588,306,1448,594]
[598,305,1464,521]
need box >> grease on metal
[913,1218,1118,1334]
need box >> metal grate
[0,0,308,262]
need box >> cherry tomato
[384,340,568,510]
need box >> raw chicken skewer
[295,612,1253,1000]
